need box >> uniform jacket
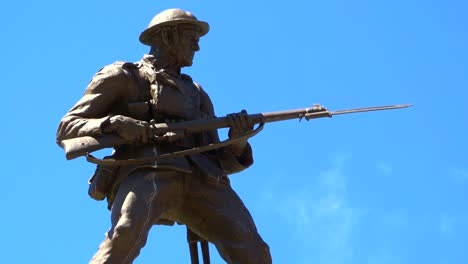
[57,55,253,179]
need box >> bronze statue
[57,8,411,264]
[57,8,272,264]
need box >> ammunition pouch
[88,157,120,201]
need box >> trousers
[89,168,272,264]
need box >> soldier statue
[57,8,272,264]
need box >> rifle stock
[60,135,127,160]
[59,104,411,160]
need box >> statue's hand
[226,110,253,154]
[227,110,253,138]
[106,115,150,144]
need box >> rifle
[59,104,411,161]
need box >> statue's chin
[181,60,194,68]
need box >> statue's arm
[56,65,128,144]
[198,86,253,175]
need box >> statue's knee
[257,240,272,264]
[245,237,272,264]
[220,237,272,264]
[112,217,146,244]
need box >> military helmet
[139,8,209,46]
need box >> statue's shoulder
[180,75,213,113]
[94,61,138,79]
[85,61,139,95]
[180,74,203,91]
[131,59,157,85]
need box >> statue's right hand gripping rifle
[59,104,412,164]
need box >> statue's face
[176,25,201,67]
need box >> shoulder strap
[118,61,153,103]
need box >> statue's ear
[161,26,179,46]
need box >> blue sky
[1,0,467,263]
